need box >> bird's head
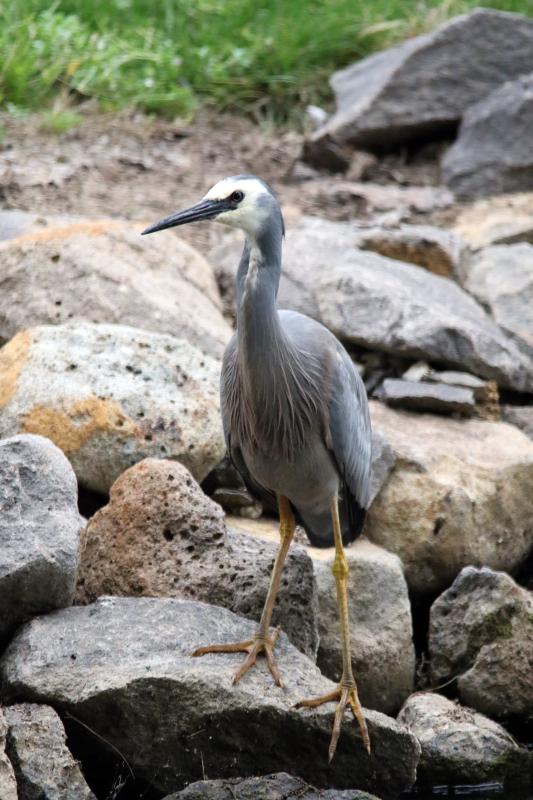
[142,175,283,239]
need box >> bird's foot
[192,627,283,687]
[293,680,370,762]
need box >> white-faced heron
[142,175,372,761]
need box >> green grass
[1,0,533,121]
[39,108,82,133]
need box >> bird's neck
[235,228,284,382]
[232,227,319,459]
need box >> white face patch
[203,176,272,236]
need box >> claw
[294,682,371,761]
[192,628,283,687]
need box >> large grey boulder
[308,10,533,151]
[164,773,381,799]
[443,73,533,199]
[459,635,533,726]
[0,597,420,796]
[77,458,318,657]
[0,323,225,493]
[0,709,17,800]
[367,402,533,595]
[354,224,464,278]
[429,567,533,724]
[452,192,533,250]
[461,244,533,347]
[5,703,96,800]
[0,210,50,242]
[299,220,533,392]
[253,217,533,392]
[313,540,414,715]
[0,219,231,358]
[0,434,82,646]
[502,406,533,440]
[398,693,532,785]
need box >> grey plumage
[219,179,372,547]
[142,173,371,547]
[142,173,374,758]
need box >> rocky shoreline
[1,8,533,799]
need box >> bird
[142,175,372,762]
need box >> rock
[452,192,533,249]
[402,362,431,382]
[502,406,533,440]
[0,219,231,358]
[355,224,464,278]
[299,143,379,180]
[0,433,82,646]
[202,456,263,519]
[430,566,532,681]
[423,370,496,402]
[399,367,500,418]
[77,458,318,656]
[5,703,96,799]
[228,515,307,547]
[459,635,533,726]
[461,244,533,347]
[398,693,532,785]
[366,402,533,595]
[288,160,321,182]
[0,211,79,244]
[0,598,420,796]
[0,151,87,188]
[210,488,262,518]
[429,567,533,724]
[291,218,533,391]
[442,73,533,199]
[301,137,353,173]
[164,773,381,799]
[369,430,395,505]
[345,152,379,182]
[0,210,48,242]
[0,323,225,493]
[303,182,454,220]
[399,368,500,419]
[0,710,17,800]
[305,105,329,131]
[308,10,533,152]
[378,378,476,416]
[313,539,415,715]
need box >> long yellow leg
[294,494,370,761]
[193,494,295,686]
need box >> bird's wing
[328,344,372,511]
[278,309,372,510]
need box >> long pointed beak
[141,198,223,235]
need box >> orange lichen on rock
[21,396,138,454]
[0,330,32,408]
[0,220,126,251]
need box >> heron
[142,175,372,762]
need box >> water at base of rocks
[403,785,533,800]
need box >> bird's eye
[230,190,244,203]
